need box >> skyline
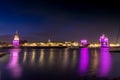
[0,1,120,43]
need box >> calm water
[0,47,120,80]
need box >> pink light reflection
[97,48,112,77]
[7,48,21,78]
[78,48,89,76]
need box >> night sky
[0,0,120,43]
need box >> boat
[109,27,120,52]
[110,50,120,53]
[109,47,120,52]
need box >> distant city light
[0,31,119,48]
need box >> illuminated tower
[99,34,109,47]
[13,31,20,47]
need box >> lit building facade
[99,34,109,47]
[13,31,20,47]
[81,39,89,47]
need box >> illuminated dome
[14,31,19,40]
[13,31,20,47]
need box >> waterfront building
[13,31,20,47]
[81,39,89,47]
[99,34,109,47]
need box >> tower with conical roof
[13,31,20,47]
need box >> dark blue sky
[0,0,120,43]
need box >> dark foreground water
[0,47,120,80]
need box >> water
[0,47,120,80]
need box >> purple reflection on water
[7,48,21,78]
[98,48,112,77]
[78,48,89,75]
